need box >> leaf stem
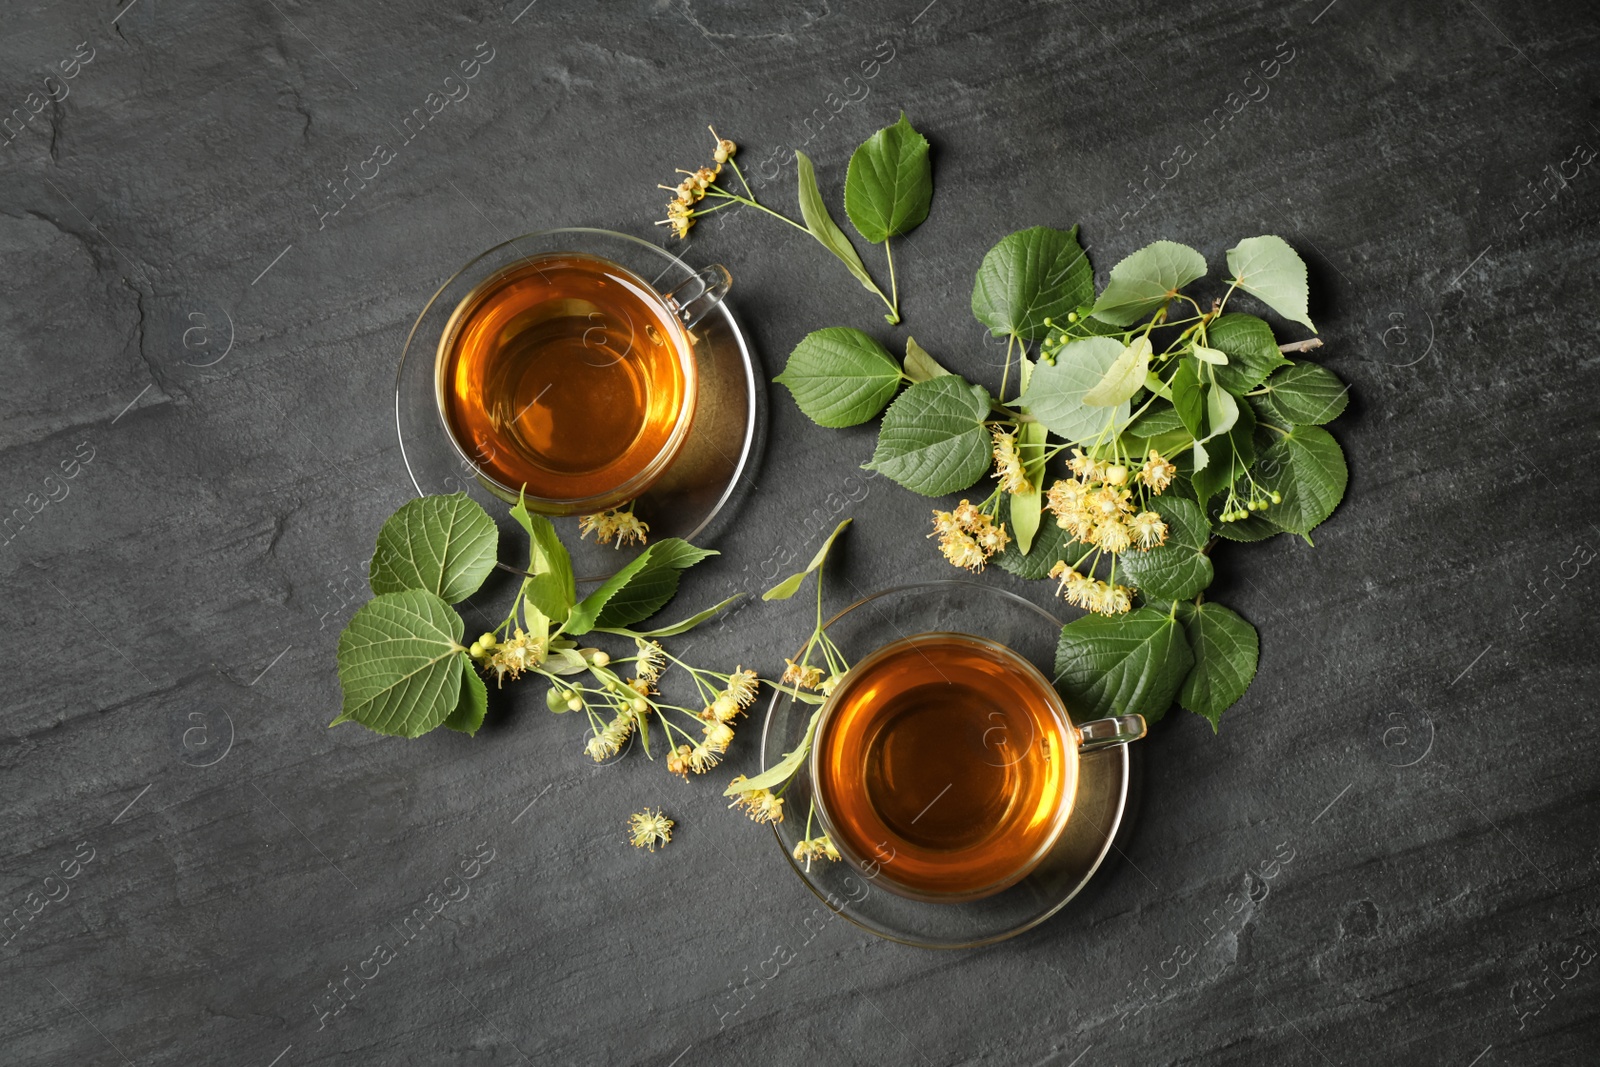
[885,239,900,320]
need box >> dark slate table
[4,1,1597,1064]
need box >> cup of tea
[434,247,731,514]
[810,631,1146,903]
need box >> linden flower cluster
[663,664,759,778]
[727,775,785,824]
[1037,448,1180,616]
[928,500,1011,572]
[469,629,547,687]
[578,505,648,548]
[657,126,738,239]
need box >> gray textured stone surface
[2,1,1597,1064]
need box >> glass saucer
[760,581,1132,949]
[395,228,761,580]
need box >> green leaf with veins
[1169,358,1204,438]
[564,548,656,636]
[510,493,575,623]
[1053,606,1194,723]
[776,327,904,427]
[971,226,1094,340]
[592,539,717,629]
[1019,336,1128,444]
[1124,403,1185,439]
[1090,241,1208,326]
[605,593,744,637]
[796,151,882,304]
[998,494,1082,580]
[1174,600,1258,731]
[765,519,852,600]
[865,376,993,495]
[1254,425,1347,535]
[1253,362,1349,426]
[903,336,952,382]
[1226,236,1315,332]
[444,662,488,736]
[1205,314,1290,392]
[1215,509,1283,542]
[1192,399,1256,507]
[1117,496,1214,600]
[1083,336,1153,407]
[369,493,498,604]
[844,112,933,244]
[333,590,467,737]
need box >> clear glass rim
[761,579,1131,949]
[394,227,757,545]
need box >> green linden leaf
[1205,314,1290,393]
[333,590,467,738]
[1169,358,1204,439]
[1174,600,1259,731]
[1192,398,1256,507]
[1089,241,1207,326]
[795,151,880,299]
[443,661,488,736]
[724,705,824,796]
[997,493,1082,580]
[775,327,904,428]
[605,593,744,638]
[971,226,1094,341]
[509,493,576,623]
[1253,362,1349,426]
[843,112,933,244]
[1116,496,1214,601]
[1083,336,1153,407]
[1019,336,1129,444]
[1007,420,1049,555]
[864,376,992,496]
[1215,509,1283,542]
[1053,606,1194,723]
[1226,236,1315,332]
[903,336,952,382]
[1124,403,1185,439]
[1254,425,1348,535]
[565,548,656,636]
[592,539,717,629]
[765,518,852,601]
[369,493,498,605]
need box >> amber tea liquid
[436,252,694,509]
[813,633,1075,900]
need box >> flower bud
[591,651,611,667]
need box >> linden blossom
[313,41,495,230]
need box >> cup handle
[1077,713,1147,752]
[661,264,732,329]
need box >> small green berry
[1043,316,1053,326]
[1067,311,1078,323]
[468,641,484,658]
[478,632,497,649]
[1270,491,1282,504]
